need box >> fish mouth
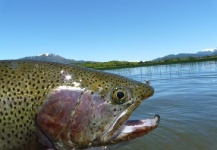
[109,114,160,143]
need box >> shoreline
[75,56,217,70]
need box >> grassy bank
[74,55,217,70]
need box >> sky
[0,0,217,62]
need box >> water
[105,61,217,150]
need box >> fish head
[37,68,159,149]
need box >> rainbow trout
[0,60,160,150]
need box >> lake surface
[105,61,217,150]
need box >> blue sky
[0,0,217,62]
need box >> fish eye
[112,88,127,104]
[117,91,125,99]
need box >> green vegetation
[74,55,217,70]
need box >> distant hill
[19,53,76,64]
[19,53,93,64]
[153,48,217,61]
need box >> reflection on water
[105,61,217,150]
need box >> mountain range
[19,49,217,63]
[154,48,217,61]
[20,53,75,64]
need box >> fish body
[0,60,159,150]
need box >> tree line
[74,55,217,69]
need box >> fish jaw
[107,114,160,144]
[93,106,160,147]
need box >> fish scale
[0,60,158,150]
[0,61,74,149]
